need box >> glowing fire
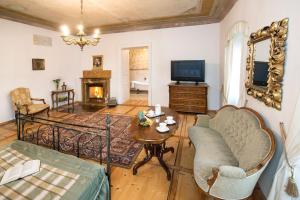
[89,87,103,98]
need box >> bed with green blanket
[0,140,109,200]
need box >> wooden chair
[10,87,50,119]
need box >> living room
[0,0,299,199]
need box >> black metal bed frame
[16,111,112,200]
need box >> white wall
[0,19,82,123]
[81,24,220,109]
[120,49,130,102]
[130,70,149,83]
[220,0,300,196]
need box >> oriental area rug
[24,111,143,169]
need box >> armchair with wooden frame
[10,88,50,120]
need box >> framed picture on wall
[32,59,45,70]
[93,55,103,70]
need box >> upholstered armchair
[10,87,50,118]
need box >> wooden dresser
[169,82,208,113]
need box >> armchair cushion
[195,115,211,127]
[219,165,246,179]
[19,104,49,115]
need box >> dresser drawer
[170,87,207,94]
[170,92,207,100]
[170,104,207,113]
[171,99,206,106]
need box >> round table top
[129,107,179,144]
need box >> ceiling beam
[211,0,237,20]
[89,15,219,34]
[0,6,59,31]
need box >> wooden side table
[129,107,179,180]
[51,89,75,111]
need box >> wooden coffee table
[130,107,179,180]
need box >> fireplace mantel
[81,69,111,106]
[82,70,111,79]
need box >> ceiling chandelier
[60,0,100,51]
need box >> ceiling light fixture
[60,0,100,51]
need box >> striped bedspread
[0,141,109,200]
[0,147,79,200]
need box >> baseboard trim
[0,119,15,126]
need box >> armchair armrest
[31,98,46,104]
[208,166,259,199]
[207,166,246,188]
[219,165,246,179]
[194,114,211,127]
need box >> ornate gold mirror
[245,18,288,110]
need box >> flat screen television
[171,60,205,83]
[253,61,269,86]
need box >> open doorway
[122,46,149,106]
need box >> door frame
[119,42,152,106]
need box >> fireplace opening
[89,86,104,99]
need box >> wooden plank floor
[123,93,148,106]
[0,104,265,200]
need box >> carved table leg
[133,144,153,175]
[156,145,172,180]
[133,143,173,181]
[162,142,174,154]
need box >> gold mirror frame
[245,18,288,110]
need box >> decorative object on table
[279,122,299,197]
[51,89,75,111]
[32,59,45,70]
[165,116,176,125]
[155,104,161,115]
[107,97,117,107]
[60,0,101,51]
[62,82,67,91]
[146,109,165,118]
[52,78,61,90]
[156,122,169,133]
[148,109,154,116]
[137,111,152,127]
[93,55,103,70]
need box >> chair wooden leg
[15,112,18,124]
[46,108,50,117]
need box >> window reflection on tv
[253,61,269,86]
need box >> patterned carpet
[24,110,143,168]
